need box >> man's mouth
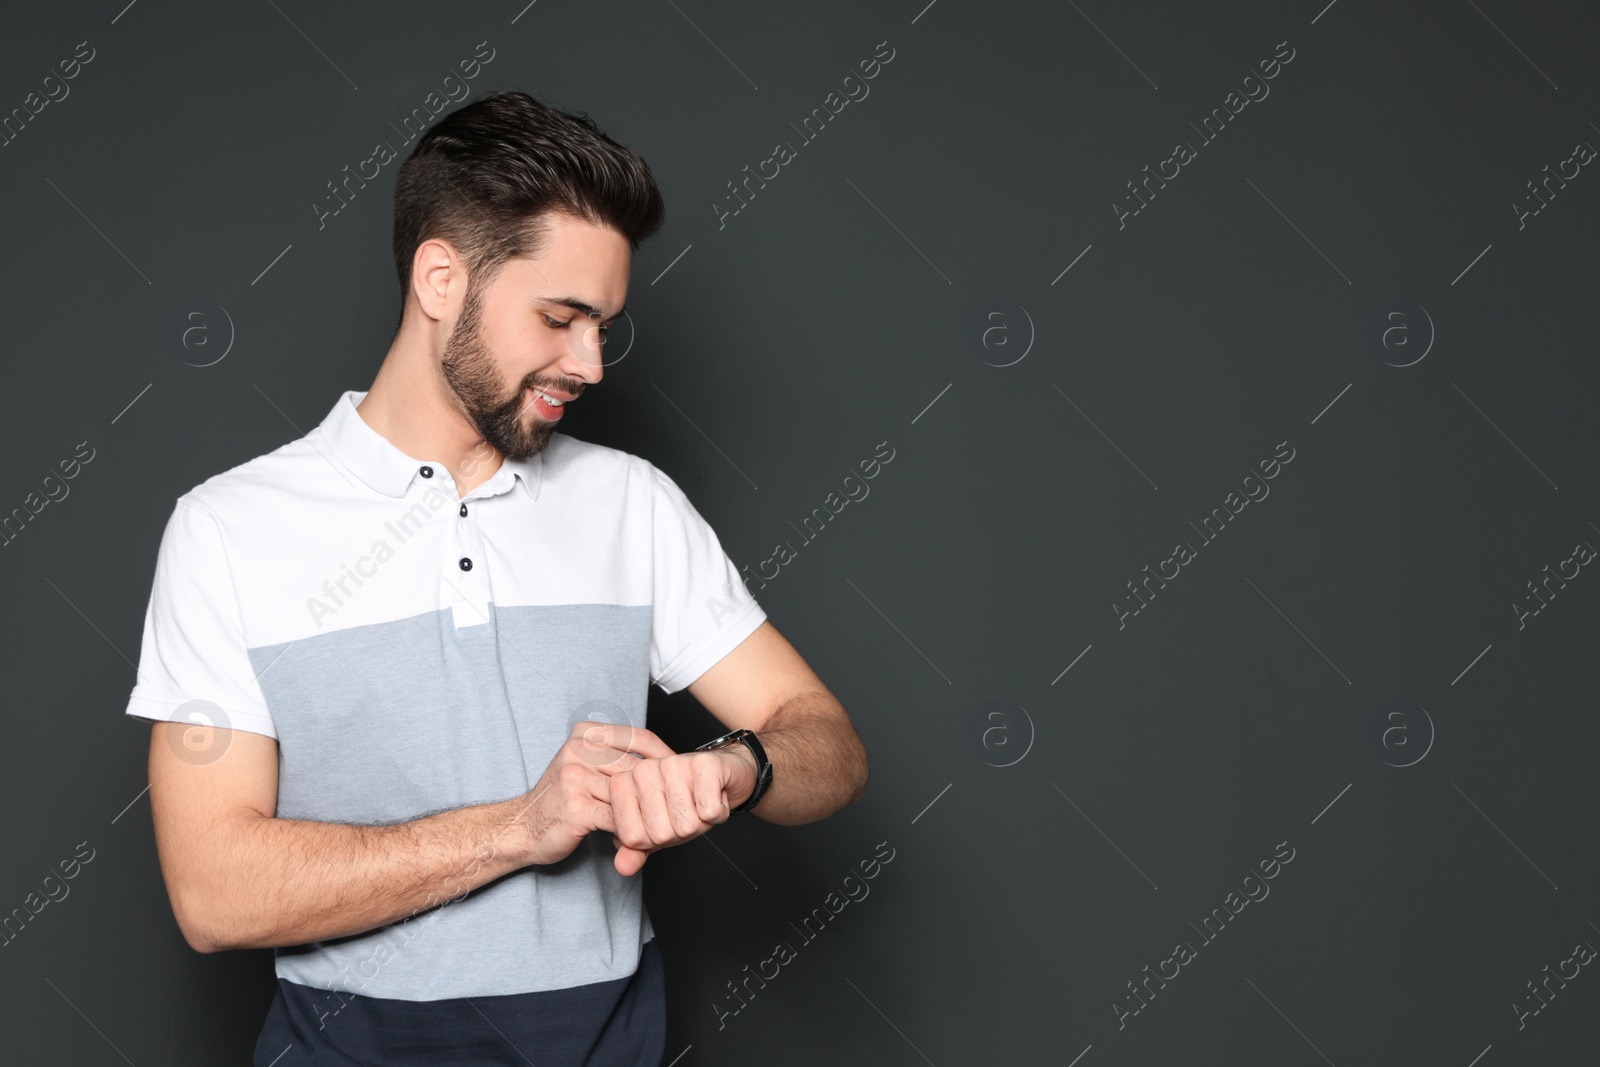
[527,386,571,418]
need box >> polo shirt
[124,388,767,1065]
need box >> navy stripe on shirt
[252,937,665,1066]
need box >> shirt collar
[316,389,543,502]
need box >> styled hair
[391,89,664,313]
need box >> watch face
[698,731,743,753]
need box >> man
[125,90,870,1066]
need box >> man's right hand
[514,721,676,868]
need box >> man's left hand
[607,747,757,876]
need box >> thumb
[613,839,650,877]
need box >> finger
[551,766,617,834]
[631,760,679,847]
[570,722,674,769]
[614,844,649,877]
[664,758,712,838]
[608,767,650,853]
[615,724,676,761]
[572,720,676,760]
[569,722,635,767]
[581,794,617,835]
[581,749,645,781]
[562,758,629,813]
[692,753,731,824]
[566,733,641,774]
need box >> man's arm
[603,621,868,873]
[684,620,869,825]
[149,719,652,953]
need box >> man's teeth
[536,391,565,406]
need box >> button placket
[449,496,491,629]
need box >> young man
[125,90,869,1066]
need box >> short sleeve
[124,498,278,739]
[646,463,766,693]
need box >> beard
[439,282,579,462]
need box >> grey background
[2,0,1597,1063]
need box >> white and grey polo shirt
[125,388,765,1061]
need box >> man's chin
[502,427,556,462]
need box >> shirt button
[459,504,468,517]
[459,557,473,571]
[419,465,434,478]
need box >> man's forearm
[745,691,870,825]
[180,793,535,953]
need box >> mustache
[521,376,586,399]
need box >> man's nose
[565,322,611,382]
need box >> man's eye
[543,315,569,329]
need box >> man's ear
[411,238,465,324]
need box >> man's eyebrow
[544,296,625,323]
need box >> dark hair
[391,89,664,313]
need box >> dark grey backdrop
[2,0,1597,1063]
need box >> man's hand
[608,744,758,876]
[514,721,677,868]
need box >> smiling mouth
[526,385,572,418]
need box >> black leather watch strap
[696,728,773,813]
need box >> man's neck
[356,343,504,499]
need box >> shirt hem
[125,690,279,741]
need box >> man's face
[440,213,631,461]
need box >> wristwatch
[695,728,773,813]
